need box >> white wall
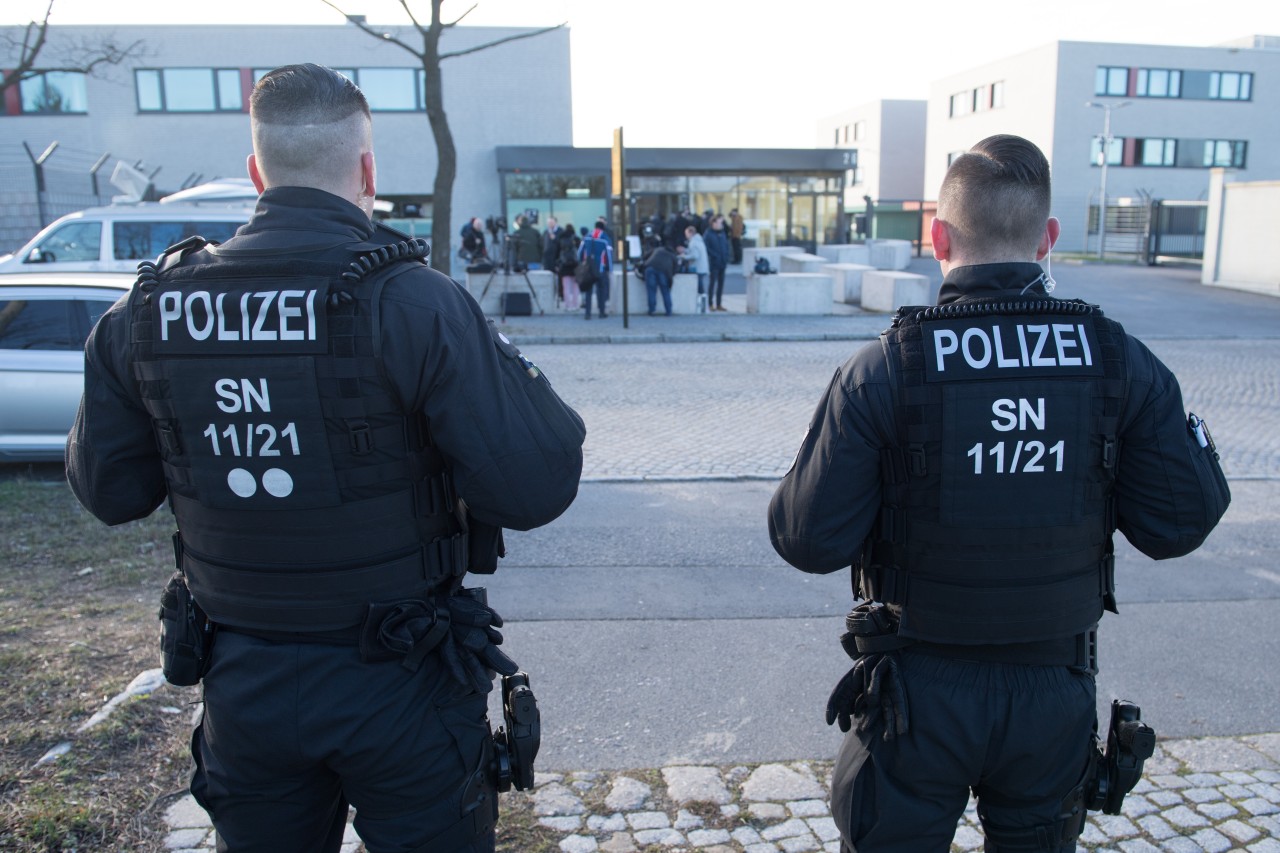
[817,99,925,204]
[1202,169,1280,295]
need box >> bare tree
[0,1,145,105]
[320,0,564,271]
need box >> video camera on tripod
[476,213,545,319]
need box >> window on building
[1135,138,1176,167]
[18,71,88,114]
[358,68,423,110]
[251,67,422,109]
[1095,66,1128,96]
[973,84,989,112]
[1203,140,1247,168]
[253,68,357,84]
[1136,68,1182,98]
[1209,71,1252,100]
[990,80,1005,108]
[136,68,243,112]
[853,120,866,141]
[1089,137,1123,166]
[947,151,966,167]
[949,91,971,117]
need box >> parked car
[0,201,252,275]
[0,273,135,463]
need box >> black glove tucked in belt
[825,602,911,740]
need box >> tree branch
[318,0,426,58]
[440,22,565,61]
[444,3,478,28]
[396,0,427,31]
[1,1,147,96]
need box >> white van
[0,200,254,274]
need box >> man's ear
[1036,217,1061,260]
[360,151,376,199]
[247,154,265,194]
[931,217,951,262]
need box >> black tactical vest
[127,236,466,632]
[858,296,1129,645]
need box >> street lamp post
[1086,100,1130,260]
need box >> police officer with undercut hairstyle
[769,134,1229,853]
[67,64,585,853]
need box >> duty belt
[844,602,1099,674]
[180,532,468,633]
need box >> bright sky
[6,0,1280,148]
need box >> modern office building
[817,100,927,204]
[0,22,572,270]
[923,36,1280,253]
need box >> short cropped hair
[250,64,371,188]
[937,134,1051,260]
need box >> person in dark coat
[768,134,1229,853]
[66,63,586,853]
[703,215,732,311]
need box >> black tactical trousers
[190,631,496,853]
[831,649,1096,853]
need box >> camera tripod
[477,233,546,321]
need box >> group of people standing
[637,209,740,314]
[534,216,612,320]
[478,207,749,318]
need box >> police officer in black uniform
[66,64,585,853]
[768,134,1230,852]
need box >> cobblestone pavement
[160,286,1280,850]
[163,733,1280,851]
[521,334,1280,484]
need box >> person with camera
[66,64,586,853]
[462,215,487,261]
[767,134,1230,852]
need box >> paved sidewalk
[162,733,1280,851]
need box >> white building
[0,22,573,266]
[818,99,927,204]
[923,37,1280,253]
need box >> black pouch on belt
[158,572,214,686]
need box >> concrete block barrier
[860,270,932,312]
[779,253,829,274]
[825,263,876,305]
[747,273,834,314]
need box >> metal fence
[1086,199,1208,265]
[0,141,115,255]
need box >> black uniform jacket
[67,187,585,532]
[768,262,1231,574]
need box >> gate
[1144,200,1207,266]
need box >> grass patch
[0,474,186,852]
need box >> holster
[158,572,214,686]
[493,671,540,792]
[1086,699,1156,814]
